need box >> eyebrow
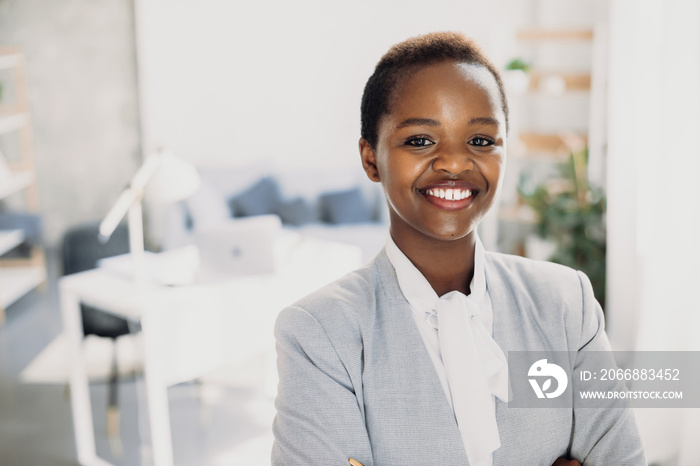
[395,116,501,129]
[469,117,501,128]
[396,118,440,129]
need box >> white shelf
[0,265,45,309]
[0,49,45,319]
[0,52,20,70]
[0,229,24,256]
[0,171,33,199]
[0,111,26,134]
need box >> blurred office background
[1,0,699,464]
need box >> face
[360,61,507,246]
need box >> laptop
[193,214,281,282]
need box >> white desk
[60,236,362,466]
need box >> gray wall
[0,0,141,246]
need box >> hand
[552,458,582,466]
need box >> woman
[272,32,645,465]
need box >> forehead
[388,61,504,123]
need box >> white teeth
[425,188,473,201]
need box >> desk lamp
[98,147,200,283]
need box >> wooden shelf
[0,265,45,309]
[528,72,591,92]
[516,132,588,156]
[0,229,24,256]
[517,29,594,41]
[510,152,569,163]
[0,104,24,115]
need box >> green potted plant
[505,58,531,73]
[517,148,607,308]
[503,58,532,94]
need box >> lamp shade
[145,151,201,203]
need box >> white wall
[134,0,511,169]
[606,1,700,464]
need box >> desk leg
[140,308,174,466]
[60,285,99,466]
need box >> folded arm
[272,305,373,466]
[569,271,646,465]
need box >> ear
[359,138,381,182]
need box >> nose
[431,144,475,175]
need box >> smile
[425,188,472,201]
[419,184,479,211]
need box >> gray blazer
[272,250,645,465]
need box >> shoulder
[292,258,380,316]
[485,250,579,281]
[485,250,585,304]
[275,253,389,347]
[485,251,606,352]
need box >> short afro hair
[360,32,509,149]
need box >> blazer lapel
[370,251,469,463]
[374,250,453,406]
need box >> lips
[418,180,480,210]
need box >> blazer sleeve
[272,305,373,466]
[569,271,646,465]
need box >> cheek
[379,152,408,185]
[382,156,428,199]
[483,155,506,191]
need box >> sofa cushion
[229,177,281,217]
[0,211,43,246]
[184,182,231,230]
[274,198,317,226]
[318,188,373,224]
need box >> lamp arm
[98,153,163,243]
[130,153,163,192]
[98,187,137,242]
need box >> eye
[405,136,435,147]
[469,136,495,147]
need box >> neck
[391,228,476,297]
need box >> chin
[429,215,483,238]
[421,224,477,242]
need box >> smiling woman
[272,32,645,466]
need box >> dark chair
[61,222,136,439]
